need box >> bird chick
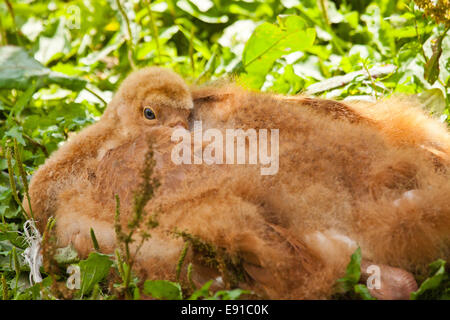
[28,67,450,299]
[27,67,192,234]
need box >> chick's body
[28,68,450,299]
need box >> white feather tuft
[21,220,43,285]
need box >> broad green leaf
[411,259,447,300]
[0,46,86,91]
[79,252,113,295]
[418,88,446,116]
[143,280,182,300]
[335,247,362,293]
[34,20,71,65]
[268,64,304,94]
[0,231,25,246]
[21,17,44,42]
[242,16,315,88]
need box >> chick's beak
[168,119,188,130]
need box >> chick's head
[103,67,193,134]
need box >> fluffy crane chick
[28,67,450,299]
[27,67,193,260]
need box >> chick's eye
[143,107,156,120]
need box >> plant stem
[189,26,196,74]
[412,4,428,63]
[176,242,189,281]
[318,0,330,26]
[6,146,30,220]
[14,139,35,220]
[1,273,8,300]
[84,87,108,106]
[145,0,162,65]
[115,0,136,70]
[361,59,378,99]
[0,14,7,45]
[187,263,196,290]
[23,133,49,158]
[41,217,56,245]
[4,0,22,46]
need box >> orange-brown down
[27,67,450,299]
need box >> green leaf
[0,231,24,246]
[79,252,113,295]
[21,17,44,42]
[354,284,376,300]
[178,23,212,60]
[54,245,79,265]
[424,34,445,85]
[209,288,250,300]
[176,0,228,24]
[417,88,446,116]
[0,46,86,91]
[90,228,100,252]
[34,20,71,65]
[242,15,315,88]
[79,34,125,66]
[411,259,447,300]
[143,280,182,300]
[5,127,26,146]
[424,48,441,85]
[188,280,213,300]
[269,64,304,94]
[335,247,362,293]
[10,82,37,118]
